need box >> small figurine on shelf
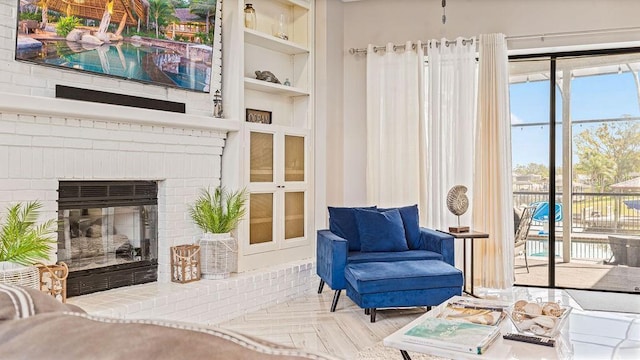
[255,70,281,84]
[213,89,223,118]
[244,4,256,30]
[274,14,288,40]
[283,78,291,86]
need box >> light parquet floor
[217,288,427,359]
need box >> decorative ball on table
[447,185,469,233]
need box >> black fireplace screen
[57,181,158,296]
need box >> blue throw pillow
[378,204,421,250]
[354,208,409,252]
[328,206,377,251]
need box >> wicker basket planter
[199,233,237,280]
[0,261,40,289]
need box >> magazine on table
[437,301,507,326]
[403,317,501,355]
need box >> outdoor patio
[515,255,640,292]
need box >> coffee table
[383,288,640,359]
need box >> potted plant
[189,187,247,279]
[0,201,57,288]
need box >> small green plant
[189,187,247,234]
[194,31,213,45]
[0,201,57,266]
[56,16,80,37]
[19,11,42,21]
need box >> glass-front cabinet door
[246,126,308,254]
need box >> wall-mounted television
[14,0,222,93]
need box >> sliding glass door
[510,50,640,293]
[510,57,552,287]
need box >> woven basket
[170,244,201,283]
[199,233,237,280]
[0,262,40,289]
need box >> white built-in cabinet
[228,0,314,270]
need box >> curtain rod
[348,26,640,55]
[348,38,474,55]
[507,25,640,41]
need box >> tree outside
[149,0,179,39]
[574,121,640,191]
[189,0,217,34]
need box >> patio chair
[515,205,536,273]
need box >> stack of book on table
[402,299,508,355]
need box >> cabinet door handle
[277,185,285,188]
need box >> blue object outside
[531,201,563,222]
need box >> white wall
[315,0,346,230]
[332,0,640,205]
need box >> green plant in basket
[0,201,57,266]
[189,187,247,234]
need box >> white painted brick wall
[68,260,318,326]
[0,109,227,282]
[0,0,219,117]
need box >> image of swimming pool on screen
[18,41,212,92]
[14,0,219,93]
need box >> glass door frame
[510,46,640,290]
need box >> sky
[510,70,640,168]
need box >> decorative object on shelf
[0,201,57,289]
[274,13,288,40]
[170,244,201,283]
[447,185,470,232]
[213,89,223,118]
[246,108,273,124]
[35,262,68,303]
[244,3,257,30]
[283,78,291,86]
[189,187,246,279]
[255,70,281,84]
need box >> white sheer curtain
[366,42,427,211]
[424,38,477,231]
[473,33,514,289]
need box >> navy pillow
[328,206,377,251]
[378,204,421,250]
[354,208,409,252]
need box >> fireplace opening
[57,181,158,297]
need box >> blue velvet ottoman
[344,260,463,322]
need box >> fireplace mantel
[0,92,240,132]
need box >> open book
[403,317,500,355]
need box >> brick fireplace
[0,93,239,287]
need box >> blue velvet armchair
[316,225,455,312]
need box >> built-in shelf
[244,78,309,96]
[274,0,310,10]
[244,29,309,55]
